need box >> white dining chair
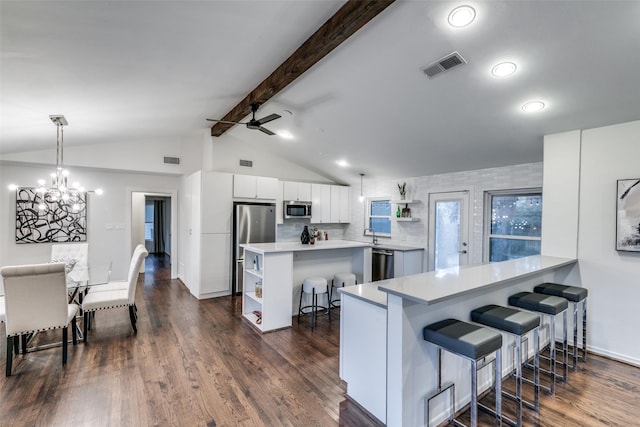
[0,279,5,324]
[51,242,89,284]
[81,245,148,341]
[89,245,146,293]
[1,262,79,376]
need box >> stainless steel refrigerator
[232,202,276,295]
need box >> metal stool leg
[582,299,588,362]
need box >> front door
[428,191,470,271]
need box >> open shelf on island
[246,268,263,279]
[246,291,263,304]
[243,312,263,331]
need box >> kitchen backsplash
[343,162,543,265]
[277,218,347,242]
[276,162,543,266]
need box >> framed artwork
[15,187,87,244]
[616,178,640,252]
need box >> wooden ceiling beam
[211,0,395,137]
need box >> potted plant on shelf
[398,182,407,200]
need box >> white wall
[209,133,335,183]
[543,119,640,365]
[541,130,581,258]
[0,163,180,282]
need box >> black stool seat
[508,292,568,315]
[534,283,588,302]
[423,318,502,360]
[471,304,540,336]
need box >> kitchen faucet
[364,227,378,245]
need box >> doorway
[130,190,178,279]
[144,196,171,255]
[428,191,470,271]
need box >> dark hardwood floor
[1,254,638,426]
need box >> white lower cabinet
[200,233,231,296]
[242,250,293,332]
[394,249,424,277]
[180,171,232,299]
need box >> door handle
[458,250,467,254]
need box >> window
[366,198,391,236]
[145,203,154,240]
[484,189,542,262]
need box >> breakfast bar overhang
[339,255,578,426]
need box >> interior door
[428,191,470,271]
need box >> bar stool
[298,277,330,329]
[471,305,540,427]
[423,319,503,427]
[329,272,356,308]
[534,283,588,368]
[508,292,568,395]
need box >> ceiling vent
[239,159,253,167]
[163,156,180,165]
[422,51,467,78]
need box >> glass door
[428,191,470,271]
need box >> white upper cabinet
[283,181,312,201]
[201,172,233,234]
[233,174,278,200]
[276,181,284,225]
[330,185,351,223]
[311,183,331,224]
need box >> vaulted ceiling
[2,1,640,184]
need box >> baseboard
[587,346,640,368]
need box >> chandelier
[8,115,102,212]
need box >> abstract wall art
[15,187,87,243]
[616,178,640,252]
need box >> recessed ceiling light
[448,5,476,27]
[336,159,350,167]
[491,62,517,77]
[522,101,546,112]
[276,130,294,140]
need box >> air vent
[422,51,467,78]
[239,159,253,167]
[163,156,180,165]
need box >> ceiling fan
[207,103,281,135]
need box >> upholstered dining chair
[51,242,89,283]
[89,245,146,293]
[1,262,79,376]
[81,245,148,341]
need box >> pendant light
[8,115,103,211]
[358,173,365,203]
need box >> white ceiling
[2,1,640,184]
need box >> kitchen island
[338,255,578,426]
[240,239,372,332]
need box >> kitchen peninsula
[338,255,578,426]
[240,239,372,332]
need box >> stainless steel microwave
[284,201,312,219]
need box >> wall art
[616,178,640,251]
[15,187,87,243]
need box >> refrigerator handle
[236,259,244,294]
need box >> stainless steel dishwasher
[372,248,394,281]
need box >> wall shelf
[391,199,420,204]
[395,217,420,222]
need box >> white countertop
[241,239,371,254]
[377,255,577,305]
[339,283,387,309]
[372,243,423,251]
